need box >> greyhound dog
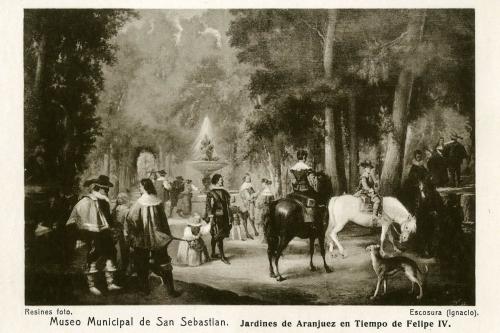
[366,244,428,300]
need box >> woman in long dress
[125,178,179,296]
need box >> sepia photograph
[24,8,475,306]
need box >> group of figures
[63,170,275,297]
[66,175,180,297]
[149,170,199,218]
[263,133,470,281]
[29,133,470,299]
[176,173,276,267]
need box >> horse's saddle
[353,192,380,214]
[287,192,316,223]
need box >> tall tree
[379,10,426,195]
[24,9,136,188]
[323,9,347,194]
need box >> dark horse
[265,173,333,281]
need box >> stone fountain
[188,116,228,192]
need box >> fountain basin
[188,160,228,174]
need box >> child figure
[176,214,211,267]
[230,205,246,241]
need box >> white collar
[210,185,225,190]
[240,182,253,191]
[290,161,312,171]
[137,193,162,206]
[261,187,273,196]
[89,191,110,203]
[412,159,425,167]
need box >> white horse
[326,195,417,257]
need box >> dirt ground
[26,217,474,305]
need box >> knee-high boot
[218,240,230,265]
[86,273,102,296]
[210,238,218,258]
[161,268,180,297]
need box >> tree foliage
[24,9,136,188]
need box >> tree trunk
[158,145,164,170]
[348,90,359,192]
[107,144,113,176]
[272,140,283,198]
[379,10,426,196]
[323,9,346,194]
[115,156,120,194]
[33,32,47,106]
[334,109,347,193]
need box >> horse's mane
[382,196,411,221]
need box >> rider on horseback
[290,150,314,193]
[355,160,381,224]
[288,150,317,222]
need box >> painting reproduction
[24,8,475,306]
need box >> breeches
[82,230,116,267]
[133,247,172,276]
[371,195,381,204]
[210,219,230,242]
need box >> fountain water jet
[188,116,227,192]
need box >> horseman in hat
[66,175,121,296]
[355,160,381,223]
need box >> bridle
[381,211,414,237]
[381,211,401,236]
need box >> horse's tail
[265,200,279,255]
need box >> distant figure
[125,178,179,296]
[153,170,169,203]
[443,133,468,187]
[229,204,245,241]
[427,140,449,187]
[168,176,185,217]
[176,214,210,266]
[435,137,445,152]
[239,173,259,239]
[402,150,428,214]
[25,152,49,184]
[204,174,232,265]
[178,179,198,217]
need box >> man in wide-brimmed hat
[66,175,121,296]
[355,160,381,223]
